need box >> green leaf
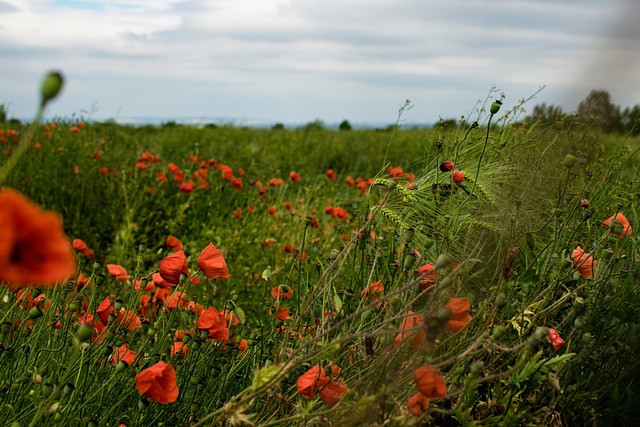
[252,364,283,390]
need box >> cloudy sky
[1,0,639,125]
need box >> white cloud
[1,0,638,124]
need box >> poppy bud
[77,324,94,343]
[435,253,452,269]
[490,100,502,115]
[28,306,43,320]
[138,397,149,411]
[138,243,147,254]
[492,325,506,340]
[580,333,592,345]
[562,154,577,169]
[573,315,586,329]
[494,292,507,309]
[40,71,64,107]
[469,360,484,376]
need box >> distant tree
[0,104,6,123]
[302,120,325,132]
[576,89,621,133]
[620,105,640,136]
[204,123,218,129]
[531,103,564,122]
[338,120,352,131]
[272,123,285,130]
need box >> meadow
[1,77,639,426]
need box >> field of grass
[1,82,640,426]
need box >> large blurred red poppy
[0,189,76,289]
[197,243,230,279]
[135,361,179,403]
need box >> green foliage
[0,103,639,426]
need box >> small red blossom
[548,328,565,350]
[603,212,632,238]
[326,169,337,181]
[452,169,465,183]
[444,297,472,333]
[289,171,301,182]
[159,250,189,285]
[197,243,230,279]
[571,246,597,279]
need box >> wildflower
[159,250,189,285]
[344,176,355,187]
[289,171,301,182]
[417,263,437,293]
[101,167,109,177]
[602,212,632,238]
[170,341,191,358]
[407,392,429,417]
[219,165,234,182]
[394,311,426,349]
[196,306,229,341]
[271,285,293,300]
[117,309,142,330]
[414,365,446,398]
[332,207,349,221]
[297,365,330,399]
[326,169,337,181]
[571,246,597,279]
[580,199,589,208]
[360,280,384,298]
[452,169,465,183]
[387,166,404,177]
[166,235,182,251]
[548,328,565,350]
[268,178,285,187]
[112,343,137,366]
[233,209,242,219]
[439,161,454,172]
[232,177,243,190]
[319,382,348,406]
[197,243,230,279]
[107,264,130,281]
[268,206,276,216]
[179,182,194,193]
[0,189,76,288]
[72,238,95,259]
[443,297,472,333]
[135,361,179,403]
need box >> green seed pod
[490,100,502,115]
[574,315,587,329]
[492,325,506,340]
[435,253,452,269]
[40,71,64,107]
[580,333,592,345]
[469,360,484,376]
[28,306,43,320]
[495,293,507,309]
[562,154,577,169]
[360,309,373,323]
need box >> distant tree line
[525,89,640,136]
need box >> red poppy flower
[319,381,348,406]
[197,243,230,279]
[571,246,597,279]
[407,392,429,417]
[289,171,301,182]
[326,169,337,181]
[179,182,194,193]
[159,250,189,285]
[603,212,632,238]
[117,309,142,330]
[166,235,182,251]
[170,341,191,358]
[0,189,76,289]
[101,167,109,177]
[271,285,293,300]
[268,206,276,216]
[344,176,355,187]
[112,343,137,366]
[394,311,426,349]
[444,297,472,333]
[417,263,437,292]
[439,161,454,172]
[72,238,95,259]
[414,365,446,398]
[452,169,465,183]
[360,280,384,298]
[97,295,113,324]
[232,177,243,190]
[548,328,565,350]
[107,264,130,281]
[135,361,179,403]
[297,365,330,399]
[196,306,229,341]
